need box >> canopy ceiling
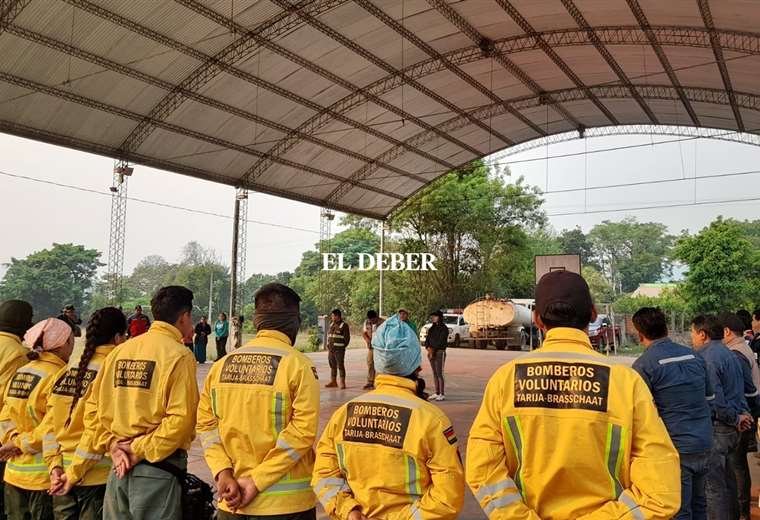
[2,0,760,218]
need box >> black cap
[430,310,444,318]
[535,271,593,318]
[0,300,34,338]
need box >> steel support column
[318,209,335,316]
[378,220,385,317]
[107,160,130,305]
[229,192,241,318]
[235,189,248,315]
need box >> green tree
[588,218,674,293]
[558,227,597,269]
[674,217,759,312]
[129,255,174,298]
[582,265,615,303]
[0,243,102,318]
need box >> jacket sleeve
[130,355,199,462]
[578,375,681,520]
[66,368,111,484]
[342,323,351,347]
[466,371,542,520]
[196,366,233,479]
[312,410,362,520]
[248,360,320,491]
[42,368,67,471]
[732,351,758,414]
[706,356,738,426]
[388,417,465,520]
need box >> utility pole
[208,270,214,321]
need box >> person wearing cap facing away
[0,300,34,520]
[425,310,449,402]
[0,317,75,520]
[467,271,680,519]
[313,313,465,520]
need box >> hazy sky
[1,131,759,277]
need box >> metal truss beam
[273,24,760,179]
[332,83,760,207]
[423,0,547,135]
[492,124,760,159]
[0,119,387,219]
[60,0,445,175]
[0,70,405,203]
[625,0,700,126]
[496,0,618,125]
[107,160,129,304]
[345,0,514,148]
[697,0,744,132]
[560,0,658,125]
[229,188,248,316]
[3,24,423,186]
[0,0,30,28]
[179,0,477,177]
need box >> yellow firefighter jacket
[41,345,115,486]
[0,332,28,397]
[197,329,320,516]
[313,374,465,520]
[91,321,198,464]
[466,327,681,520]
[0,352,66,490]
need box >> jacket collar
[540,327,596,353]
[254,329,293,346]
[726,336,747,350]
[38,351,66,368]
[0,331,22,343]
[374,374,417,394]
[150,321,183,342]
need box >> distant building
[631,283,678,298]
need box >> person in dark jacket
[425,310,449,402]
[749,308,760,363]
[193,316,211,364]
[631,307,713,520]
[691,314,753,520]
[325,309,350,389]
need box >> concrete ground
[188,347,760,519]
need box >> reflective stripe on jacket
[313,374,465,520]
[42,345,115,486]
[327,321,350,349]
[197,329,319,516]
[94,321,198,463]
[466,327,680,520]
[0,352,66,490]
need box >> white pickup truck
[419,313,470,347]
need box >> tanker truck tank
[463,297,536,351]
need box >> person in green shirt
[214,312,229,360]
[398,308,417,335]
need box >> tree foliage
[0,243,102,319]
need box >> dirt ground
[187,347,760,519]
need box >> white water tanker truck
[463,295,537,351]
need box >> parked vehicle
[419,312,470,347]
[588,314,622,352]
[463,296,538,351]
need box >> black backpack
[144,461,216,519]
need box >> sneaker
[436,395,446,402]
[428,394,440,401]
[362,383,374,390]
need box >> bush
[303,327,321,353]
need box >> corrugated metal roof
[1,0,760,218]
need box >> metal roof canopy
[2,0,760,219]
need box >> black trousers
[216,336,228,359]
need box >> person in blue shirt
[214,312,230,360]
[690,314,753,520]
[632,307,713,520]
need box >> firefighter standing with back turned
[467,270,680,519]
[197,283,320,519]
[313,313,464,520]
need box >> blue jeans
[676,451,710,520]
[706,423,739,520]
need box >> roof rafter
[625,0,701,126]
[60,0,448,172]
[254,24,760,184]
[0,70,405,202]
[496,0,618,125]
[697,0,744,131]
[0,0,30,27]
[176,0,483,168]
[560,0,659,124]
[332,82,760,207]
[0,119,388,218]
[3,23,426,184]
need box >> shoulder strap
[141,459,186,479]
